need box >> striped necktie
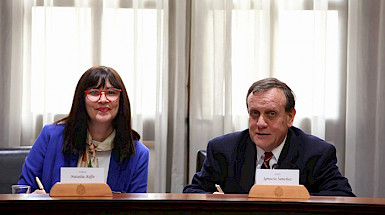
[261,152,273,169]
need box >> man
[183,78,354,196]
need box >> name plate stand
[49,183,112,197]
[248,184,310,199]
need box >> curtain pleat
[346,0,385,198]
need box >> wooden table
[1,193,385,214]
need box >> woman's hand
[31,189,46,194]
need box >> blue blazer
[18,123,149,193]
[183,126,355,196]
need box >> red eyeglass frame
[84,88,122,102]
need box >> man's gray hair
[246,78,295,112]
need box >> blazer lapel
[64,154,79,167]
[106,150,126,192]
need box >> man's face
[247,88,296,152]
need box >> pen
[35,177,44,190]
[215,184,224,194]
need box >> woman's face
[85,80,120,127]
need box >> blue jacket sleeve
[128,141,149,193]
[18,125,51,191]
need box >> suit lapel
[278,128,299,169]
[235,131,257,193]
[233,128,301,193]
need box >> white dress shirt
[254,136,286,184]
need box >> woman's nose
[98,92,109,102]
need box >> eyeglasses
[84,88,121,102]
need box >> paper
[256,169,299,185]
[61,167,105,183]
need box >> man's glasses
[84,88,121,102]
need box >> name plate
[256,169,299,185]
[61,167,104,183]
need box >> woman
[18,65,149,193]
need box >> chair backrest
[0,147,31,194]
[196,150,207,173]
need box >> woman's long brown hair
[58,65,139,162]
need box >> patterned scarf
[77,130,115,168]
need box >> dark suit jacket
[183,126,355,196]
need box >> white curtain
[189,0,385,198]
[189,0,347,182]
[345,0,385,198]
[0,0,173,193]
[165,0,189,193]
[153,0,190,193]
[0,0,24,148]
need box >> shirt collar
[87,129,115,151]
[256,135,287,161]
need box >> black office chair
[196,150,207,172]
[0,147,31,193]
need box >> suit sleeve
[183,141,221,193]
[309,144,355,197]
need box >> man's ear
[287,108,296,127]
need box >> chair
[196,150,207,172]
[0,146,31,193]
